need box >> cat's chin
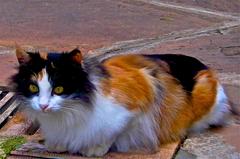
[40,109,56,113]
[30,107,61,114]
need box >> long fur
[12,48,230,157]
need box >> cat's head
[12,46,94,113]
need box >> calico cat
[12,46,230,157]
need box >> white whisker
[61,106,82,112]
[48,106,81,114]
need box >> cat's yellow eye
[29,84,39,93]
[54,86,64,94]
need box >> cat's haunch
[11,46,230,157]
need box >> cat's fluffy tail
[190,70,230,132]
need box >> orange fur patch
[73,52,82,64]
[191,69,218,122]
[15,45,30,64]
[153,72,193,143]
[157,69,218,143]
[31,68,47,81]
[101,55,156,111]
[39,51,48,60]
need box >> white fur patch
[115,111,159,152]
[38,69,52,106]
[190,84,230,131]
[30,90,133,155]
[30,69,63,112]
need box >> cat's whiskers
[63,106,81,111]
[50,106,81,113]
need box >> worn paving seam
[135,0,240,20]
[87,20,240,60]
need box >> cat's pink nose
[40,104,49,111]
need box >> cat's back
[100,54,157,111]
[101,54,208,93]
[99,54,208,111]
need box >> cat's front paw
[46,143,67,153]
[81,145,110,157]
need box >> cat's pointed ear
[15,44,30,64]
[69,48,82,64]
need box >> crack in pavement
[135,0,240,20]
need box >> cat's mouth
[41,108,51,113]
[36,105,61,113]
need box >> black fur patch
[143,54,208,93]
[12,52,94,103]
[46,52,95,103]
[12,52,46,97]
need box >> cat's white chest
[38,91,132,153]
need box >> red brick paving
[0,0,225,51]
[0,52,18,86]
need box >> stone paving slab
[0,0,225,52]
[179,124,240,159]
[4,127,180,159]
[136,25,240,73]
[9,142,179,159]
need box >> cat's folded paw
[47,144,67,153]
[18,142,47,152]
[81,145,110,157]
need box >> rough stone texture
[158,0,240,14]
[0,0,225,52]
[212,124,240,152]
[175,149,197,159]
[181,129,240,159]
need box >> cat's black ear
[69,48,82,64]
[15,44,30,64]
